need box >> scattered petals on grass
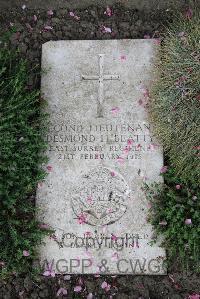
[56,287,68,296]
[185,218,192,225]
[23,250,30,257]
[74,285,82,292]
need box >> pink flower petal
[22,4,26,10]
[47,9,54,16]
[111,234,117,241]
[120,55,126,61]
[175,184,181,190]
[43,270,51,277]
[0,261,5,267]
[185,218,192,225]
[87,293,93,299]
[127,139,134,145]
[185,8,193,19]
[110,171,116,177]
[104,6,113,17]
[44,25,53,31]
[111,252,119,261]
[74,15,80,20]
[188,295,200,299]
[38,182,43,188]
[111,107,120,115]
[57,288,68,296]
[33,15,37,22]
[69,11,75,17]
[101,281,108,289]
[74,285,82,292]
[160,166,168,173]
[101,281,111,291]
[123,145,131,154]
[101,26,112,33]
[117,156,124,164]
[87,196,93,204]
[23,250,30,257]
[64,274,71,280]
[39,223,50,229]
[144,34,151,39]
[77,212,87,224]
[47,165,52,171]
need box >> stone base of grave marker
[37,40,166,275]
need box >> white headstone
[37,40,166,275]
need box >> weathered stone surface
[37,40,166,275]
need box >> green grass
[0,44,51,277]
[144,167,200,272]
[146,10,200,273]
[149,11,200,184]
